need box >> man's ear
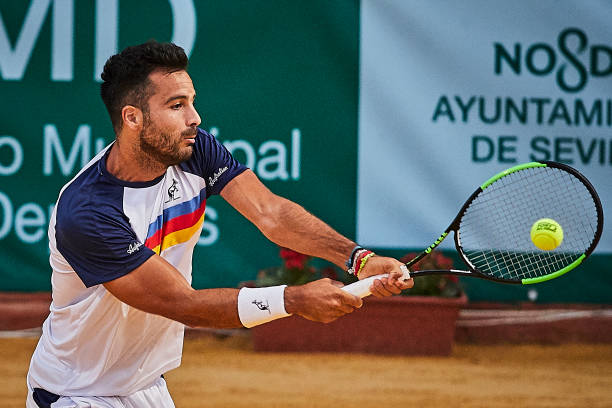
[121,105,143,130]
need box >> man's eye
[172,103,182,109]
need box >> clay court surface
[2,334,611,408]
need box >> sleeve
[55,201,155,288]
[180,128,248,197]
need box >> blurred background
[1,0,610,303]
[1,1,611,407]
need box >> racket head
[451,161,603,284]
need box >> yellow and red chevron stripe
[144,190,206,254]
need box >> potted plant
[248,248,467,356]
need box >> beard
[139,116,196,167]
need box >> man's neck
[106,139,167,182]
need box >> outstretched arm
[220,170,354,267]
[103,170,410,328]
[104,254,362,328]
[220,170,413,296]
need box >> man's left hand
[358,256,414,297]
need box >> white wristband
[237,285,290,328]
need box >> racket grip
[341,274,389,298]
[341,266,411,298]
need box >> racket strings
[471,170,590,279]
[458,166,599,281]
[478,175,592,279]
[468,177,593,279]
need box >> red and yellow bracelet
[354,250,375,279]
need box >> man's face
[139,69,201,166]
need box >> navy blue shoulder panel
[179,128,248,197]
[55,163,154,287]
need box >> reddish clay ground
[2,335,611,408]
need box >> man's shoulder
[56,165,127,228]
[192,127,216,155]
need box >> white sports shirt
[27,129,246,397]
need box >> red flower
[432,252,454,270]
[446,275,459,283]
[400,251,454,272]
[400,253,418,266]
[279,248,310,269]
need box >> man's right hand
[283,278,363,323]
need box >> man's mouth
[183,129,197,144]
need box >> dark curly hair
[100,40,188,133]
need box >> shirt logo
[127,242,143,254]
[165,178,181,203]
[208,167,228,187]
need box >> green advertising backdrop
[1,1,609,304]
[0,0,358,291]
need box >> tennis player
[26,41,412,407]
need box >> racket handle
[341,266,410,298]
[341,274,388,298]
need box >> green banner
[0,0,359,291]
[1,0,609,304]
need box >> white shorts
[26,376,175,408]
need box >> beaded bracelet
[347,248,368,275]
[345,245,363,270]
[348,249,368,275]
[355,251,375,278]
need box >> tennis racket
[343,161,603,298]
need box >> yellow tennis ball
[530,218,563,251]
